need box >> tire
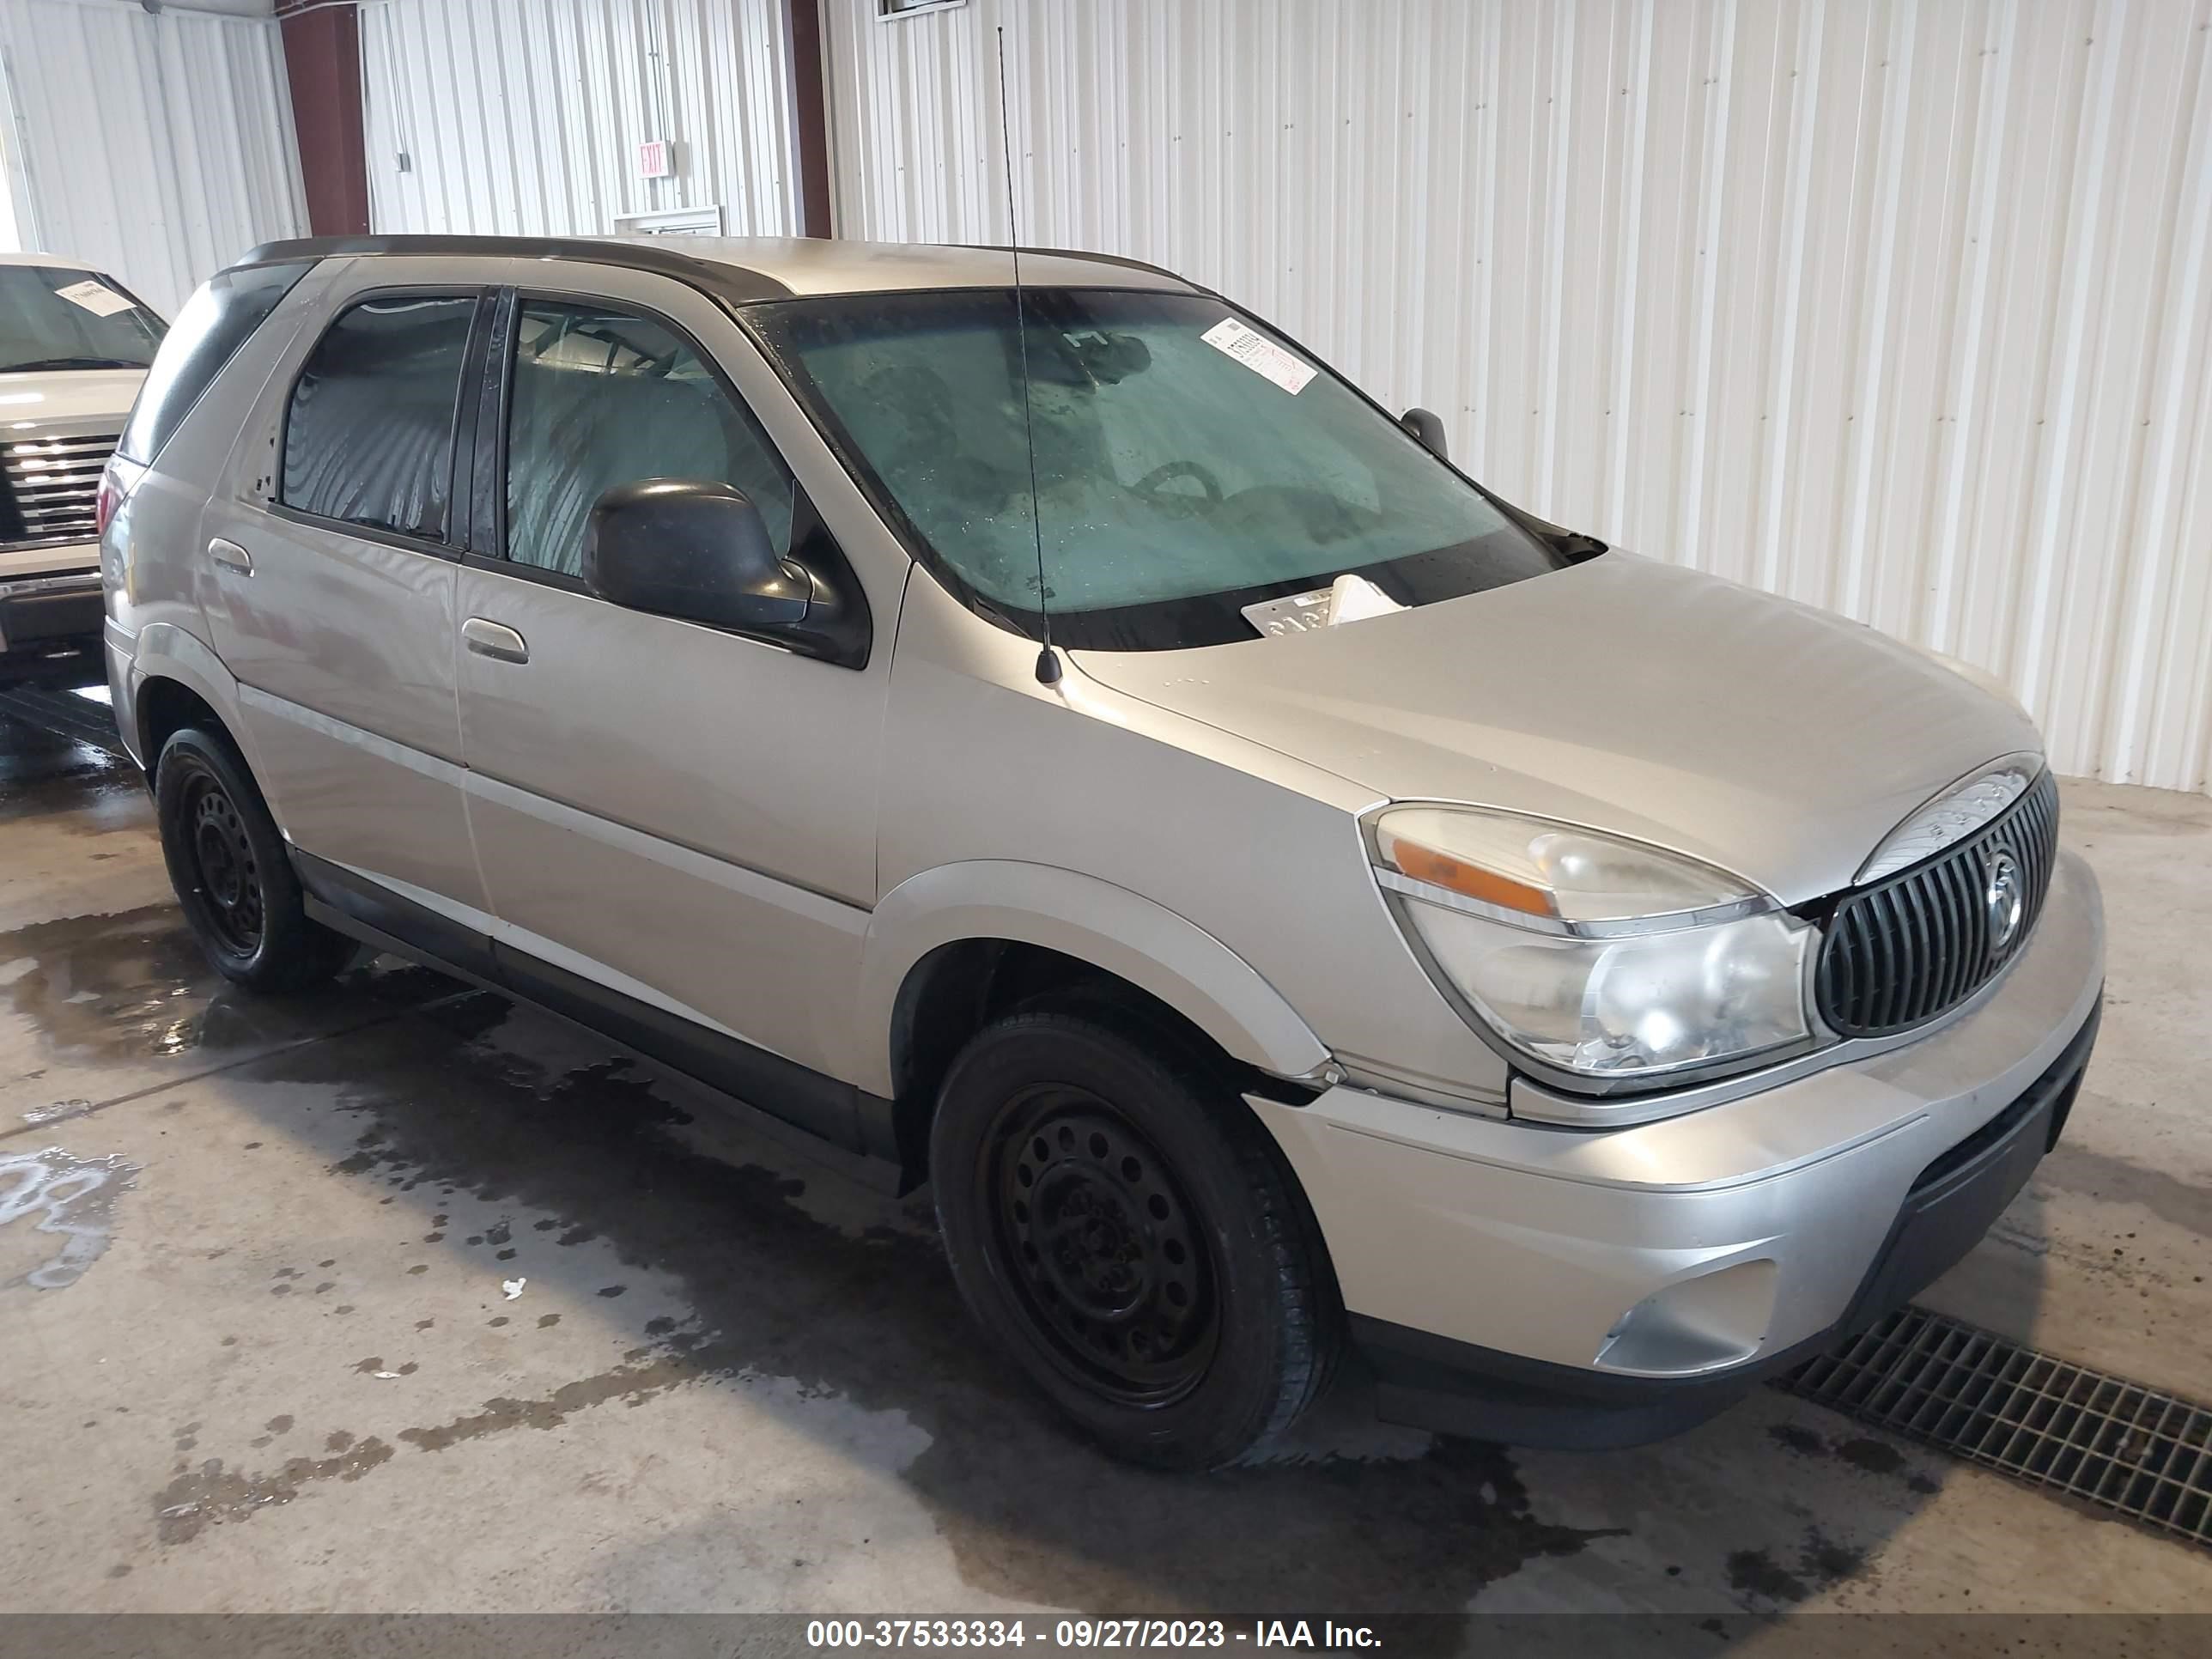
[930,996,1339,1470]
[154,726,358,991]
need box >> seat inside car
[505,354,763,576]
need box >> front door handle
[463,617,529,664]
[208,537,252,575]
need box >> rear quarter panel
[103,260,349,778]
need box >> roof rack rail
[228,234,793,301]
[960,242,1207,295]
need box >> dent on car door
[453,284,888,1123]
[201,285,492,920]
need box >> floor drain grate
[1783,1306,2212,1546]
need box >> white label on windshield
[1202,317,1316,394]
[54,278,133,318]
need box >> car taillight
[96,455,139,538]
[95,460,122,538]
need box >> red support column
[785,0,835,238]
[278,2,372,237]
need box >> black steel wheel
[155,725,359,990]
[987,1086,1219,1407]
[932,996,1339,1469]
[183,771,264,957]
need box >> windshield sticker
[1202,318,1317,395]
[54,279,134,319]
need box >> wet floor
[3,694,2211,1634]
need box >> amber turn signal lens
[1385,838,1559,919]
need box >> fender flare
[128,623,252,767]
[858,860,1330,1097]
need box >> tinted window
[282,293,476,540]
[504,300,793,578]
[751,289,1564,651]
[117,261,304,465]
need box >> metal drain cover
[1784,1306,2212,1546]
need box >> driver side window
[504,299,794,577]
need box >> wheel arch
[861,861,1333,1171]
[129,623,251,780]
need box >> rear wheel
[931,998,1338,1469]
[155,726,357,990]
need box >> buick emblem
[1984,850,2024,953]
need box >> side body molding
[858,860,1331,1097]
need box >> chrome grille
[1816,769,2060,1037]
[1,430,117,546]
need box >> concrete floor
[3,694,2211,1632]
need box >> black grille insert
[1816,769,2060,1037]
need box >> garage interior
[4,0,2212,1638]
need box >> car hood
[1071,552,2043,904]
[0,367,145,425]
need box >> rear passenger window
[282,293,476,541]
[503,300,793,578]
[118,260,308,466]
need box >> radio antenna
[998,27,1060,687]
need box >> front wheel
[930,1000,1338,1469]
[155,726,358,991]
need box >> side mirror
[583,479,810,631]
[1401,407,1449,461]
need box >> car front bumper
[1248,847,2106,1447]
[0,568,105,684]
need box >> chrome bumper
[0,571,100,595]
[1250,848,2106,1404]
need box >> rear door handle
[208,537,252,575]
[463,617,529,664]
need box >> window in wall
[878,1,967,18]
[282,293,476,541]
[503,299,793,579]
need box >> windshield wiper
[0,356,147,373]
[1501,501,1608,563]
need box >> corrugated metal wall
[825,0,2212,794]
[0,0,307,315]
[359,0,800,239]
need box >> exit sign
[637,139,675,179]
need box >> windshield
[0,265,166,374]
[749,288,1568,651]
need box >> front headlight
[1370,806,1814,1091]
